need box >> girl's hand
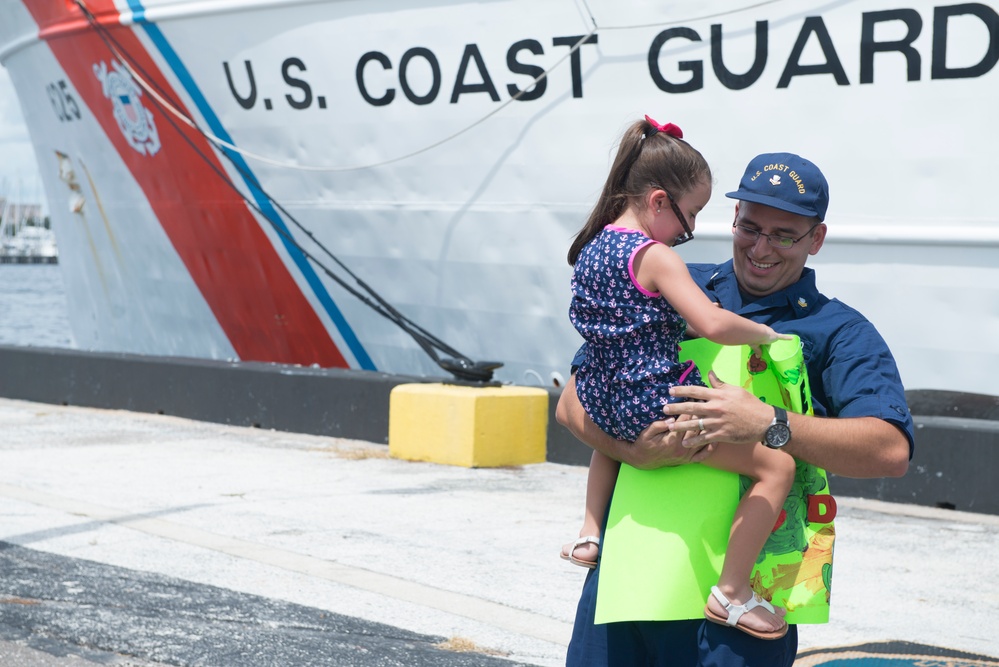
[750,327,793,355]
[763,326,794,344]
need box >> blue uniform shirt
[573,260,915,455]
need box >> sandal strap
[709,586,775,627]
[572,536,600,550]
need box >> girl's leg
[700,441,796,634]
[562,450,621,565]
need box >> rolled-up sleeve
[821,319,915,458]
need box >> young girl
[560,116,796,640]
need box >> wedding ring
[698,418,705,431]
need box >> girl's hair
[567,118,711,265]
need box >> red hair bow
[644,115,683,139]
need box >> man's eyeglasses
[667,192,694,246]
[732,222,819,249]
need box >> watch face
[766,423,791,448]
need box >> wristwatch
[764,406,791,449]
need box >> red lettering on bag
[807,494,837,523]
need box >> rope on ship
[73,0,505,383]
[70,0,783,382]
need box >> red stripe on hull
[26,0,349,368]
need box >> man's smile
[749,258,777,270]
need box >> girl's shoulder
[603,224,647,239]
[631,238,684,284]
[599,225,655,250]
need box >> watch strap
[773,406,788,425]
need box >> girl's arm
[634,243,783,347]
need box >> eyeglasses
[666,192,694,246]
[732,222,819,249]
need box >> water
[0,264,73,348]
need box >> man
[557,152,914,667]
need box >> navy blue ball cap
[725,152,829,221]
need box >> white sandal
[704,585,788,640]
[559,536,600,569]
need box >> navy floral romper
[570,226,703,441]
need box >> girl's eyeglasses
[667,192,694,246]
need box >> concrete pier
[0,398,997,665]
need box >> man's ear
[808,222,827,255]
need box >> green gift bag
[595,336,835,624]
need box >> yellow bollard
[388,383,549,467]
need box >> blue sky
[0,67,46,208]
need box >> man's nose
[751,233,771,253]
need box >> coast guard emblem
[93,60,161,156]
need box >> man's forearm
[665,372,910,479]
[784,413,910,479]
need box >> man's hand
[628,414,715,470]
[557,374,714,470]
[663,370,773,448]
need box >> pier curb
[0,345,419,445]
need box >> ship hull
[0,0,996,394]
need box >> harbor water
[0,263,73,348]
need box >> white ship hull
[0,0,996,394]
